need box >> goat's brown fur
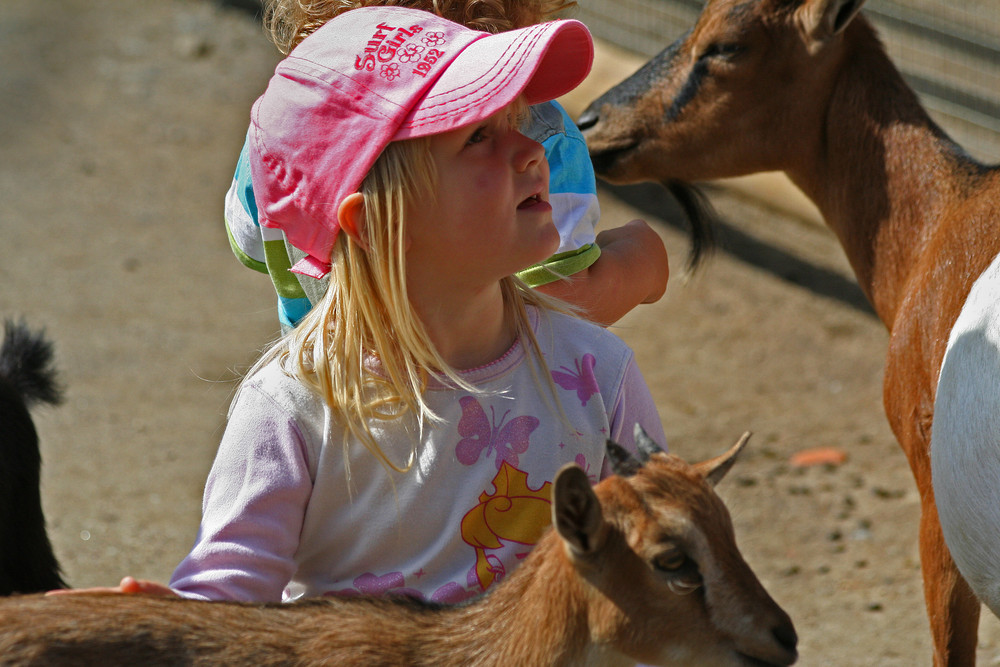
[579,1,1000,664]
[0,435,797,667]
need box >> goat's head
[551,427,797,666]
[578,0,868,185]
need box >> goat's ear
[694,432,751,487]
[796,0,866,54]
[552,464,605,556]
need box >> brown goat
[0,431,797,667]
[578,0,1000,665]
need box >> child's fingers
[118,576,144,593]
[45,585,128,596]
[43,576,175,597]
[120,576,176,596]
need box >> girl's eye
[466,126,489,146]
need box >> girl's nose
[513,132,545,173]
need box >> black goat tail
[0,318,67,595]
[0,319,63,409]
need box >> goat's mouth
[737,653,794,667]
[587,141,640,180]
[736,649,798,667]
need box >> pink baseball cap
[248,5,594,278]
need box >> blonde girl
[68,6,666,604]
[225,0,669,330]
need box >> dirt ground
[3,1,999,664]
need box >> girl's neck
[411,282,514,371]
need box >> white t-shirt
[170,308,664,603]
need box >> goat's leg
[919,494,979,667]
[886,342,981,666]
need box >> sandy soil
[2,1,998,664]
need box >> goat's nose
[576,107,599,132]
[772,621,798,664]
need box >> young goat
[0,319,66,595]
[0,430,797,667]
[578,0,1000,664]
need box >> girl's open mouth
[517,194,544,209]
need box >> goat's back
[0,592,462,667]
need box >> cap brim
[394,19,593,140]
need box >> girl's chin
[531,225,561,262]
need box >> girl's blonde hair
[264,0,577,54]
[247,124,571,477]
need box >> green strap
[517,243,602,287]
[225,218,268,274]
[264,239,309,300]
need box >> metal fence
[573,0,1000,163]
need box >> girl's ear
[338,193,368,250]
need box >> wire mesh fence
[573,0,1000,163]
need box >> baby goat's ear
[552,464,604,557]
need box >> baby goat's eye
[653,545,703,595]
[652,547,688,572]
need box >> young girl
[225,0,669,331]
[70,6,667,604]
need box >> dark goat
[0,319,65,595]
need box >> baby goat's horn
[633,423,664,461]
[606,440,643,477]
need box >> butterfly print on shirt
[455,396,539,469]
[551,353,599,406]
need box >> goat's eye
[653,548,688,572]
[699,42,742,61]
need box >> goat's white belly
[932,249,1000,618]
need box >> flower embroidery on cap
[423,32,447,47]
[380,62,401,80]
[398,43,425,63]
[355,22,426,72]
[355,22,450,80]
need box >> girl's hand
[45,576,176,597]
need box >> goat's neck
[414,536,625,667]
[786,20,987,329]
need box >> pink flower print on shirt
[430,581,478,605]
[551,353,599,407]
[326,573,478,605]
[325,571,421,599]
[455,396,539,469]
